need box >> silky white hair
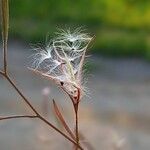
[30,28,92,98]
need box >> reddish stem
[0,115,37,121]
[74,103,79,150]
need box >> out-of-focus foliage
[8,0,150,58]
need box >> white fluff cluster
[31,28,92,98]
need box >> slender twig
[1,0,9,74]
[73,87,81,150]
[1,73,83,149]
[0,114,83,149]
[1,69,79,145]
[0,0,84,149]
[74,103,79,150]
[0,45,83,149]
[0,115,37,121]
[2,74,83,149]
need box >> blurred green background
[9,0,150,59]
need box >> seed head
[30,28,92,102]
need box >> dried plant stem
[74,103,79,150]
[0,72,83,150]
[0,115,37,121]
[0,1,83,149]
[1,0,9,74]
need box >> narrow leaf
[53,100,76,141]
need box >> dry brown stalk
[0,0,83,149]
[1,0,9,73]
[0,115,38,121]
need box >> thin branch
[74,103,79,150]
[0,0,83,149]
[0,114,83,149]
[73,88,81,150]
[1,75,83,149]
[0,115,37,121]
[1,0,9,74]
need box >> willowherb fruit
[30,28,92,103]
